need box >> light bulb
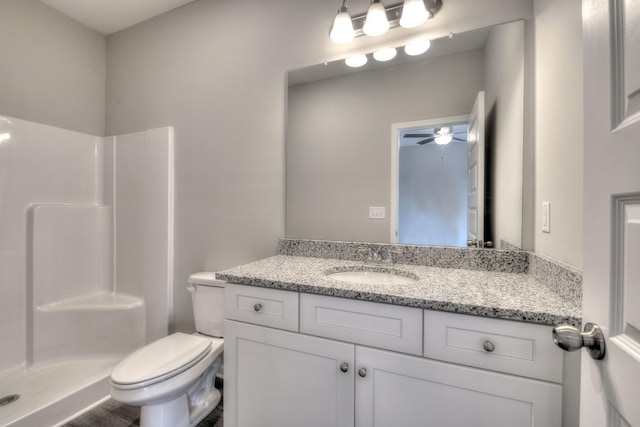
[363,0,389,37]
[330,5,355,44]
[434,127,452,145]
[399,0,430,28]
[373,47,397,62]
[434,134,452,145]
[404,39,431,56]
[345,54,368,67]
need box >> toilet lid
[111,332,211,387]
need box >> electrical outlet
[369,206,386,220]
[542,202,550,233]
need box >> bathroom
[1,0,637,426]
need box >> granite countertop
[216,255,581,326]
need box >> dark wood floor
[63,381,223,427]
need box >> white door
[467,91,485,247]
[581,0,640,425]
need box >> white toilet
[110,272,225,427]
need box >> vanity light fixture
[404,39,431,56]
[363,0,390,36]
[373,47,397,62]
[345,54,368,67]
[329,0,356,44]
[399,0,430,28]
[329,0,442,44]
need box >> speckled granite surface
[278,238,529,273]
[216,254,582,327]
[528,253,583,307]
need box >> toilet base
[137,386,221,427]
[140,393,190,427]
[190,388,221,426]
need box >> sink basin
[325,268,419,285]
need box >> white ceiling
[40,0,198,35]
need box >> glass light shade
[404,39,431,56]
[434,134,453,145]
[345,54,368,67]
[363,1,389,36]
[330,8,355,44]
[373,47,397,62]
[399,0,430,28]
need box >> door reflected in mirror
[286,20,525,250]
[392,117,470,247]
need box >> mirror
[286,20,525,250]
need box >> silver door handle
[552,323,606,360]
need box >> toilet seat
[111,333,212,390]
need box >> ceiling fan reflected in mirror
[404,126,467,145]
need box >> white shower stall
[0,115,174,426]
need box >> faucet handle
[384,247,403,264]
[356,245,374,262]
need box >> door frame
[390,114,469,243]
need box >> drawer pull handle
[253,303,262,312]
[483,340,495,352]
[340,362,349,373]
[358,367,367,378]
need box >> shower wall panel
[0,115,100,373]
[104,127,174,344]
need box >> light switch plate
[369,206,386,219]
[542,202,551,233]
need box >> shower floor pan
[0,357,121,426]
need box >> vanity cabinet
[224,283,563,427]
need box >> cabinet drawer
[424,310,563,382]
[224,283,299,332]
[300,294,422,356]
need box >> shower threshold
[0,357,122,426]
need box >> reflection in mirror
[395,118,470,247]
[286,20,524,250]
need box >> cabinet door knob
[358,367,367,378]
[253,303,262,312]
[483,340,495,352]
[340,362,349,373]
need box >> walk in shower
[0,116,174,426]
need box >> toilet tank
[188,272,226,337]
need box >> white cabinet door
[224,320,355,427]
[355,346,562,427]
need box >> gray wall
[484,21,525,248]
[287,50,484,242]
[106,1,291,331]
[534,0,583,268]
[0,0,105,136]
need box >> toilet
[110,272,225,427]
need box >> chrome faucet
[358,246,403,265]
